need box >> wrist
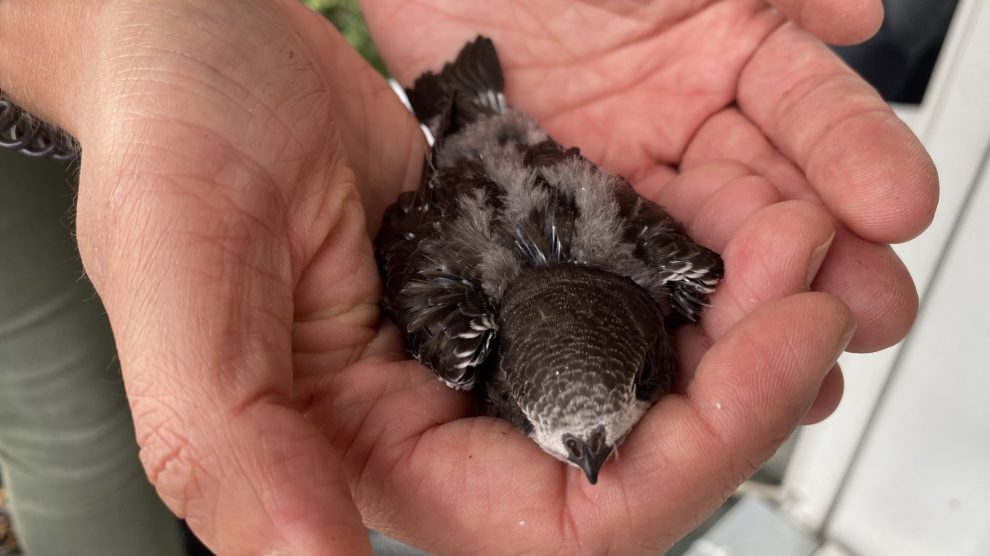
[0,1,106,133]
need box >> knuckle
[131,397,208,519]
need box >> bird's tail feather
[405,36,506,134]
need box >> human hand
[0,1,936,555]
[361,0,938,423]
[341,0,934,552]
[1,0,425,553]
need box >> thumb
[75,138,370,556]
[138,400,371,555]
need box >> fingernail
[805,231,835,288]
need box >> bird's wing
[653,237,723,322]
[376,157,505,391]
[617,187,724,322]
[398,270,498,390]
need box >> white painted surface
[813,541,854,556]
[827,142,990,555]
[782,0,990,544]
[783,349,903,528]
[686,496,818,556]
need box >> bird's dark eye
[564,435,582,460]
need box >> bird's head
[497,264,677,484]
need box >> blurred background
[2,0,988,554]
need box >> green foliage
[303,0,388,76]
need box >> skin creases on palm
[361,0,786,180]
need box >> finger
[617,293,854,549]
[684,108,920,350]
[738,23,938,243]
[703,200,835,339]
[682,108,817,202]
[640,162,783,252]
[678,307,845,424]
[802,363,844,424]
[688,292,854,477]
[688,174,783,251]
[812,226,918,352]
[640,161,752,232]
[764,0,884,45]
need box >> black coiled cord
[0,90,80,160]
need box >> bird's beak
[575,440,613,485]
